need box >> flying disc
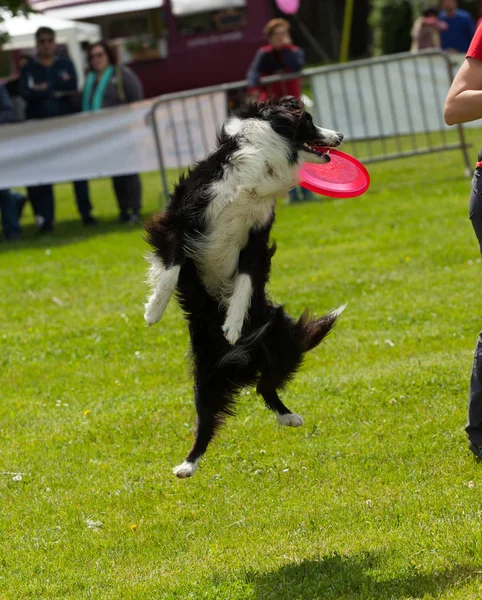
[299,148,370,199]
[275,0,300,14]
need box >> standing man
[440,0,475,54]
[20,27,95,233]
[246,18,311,203]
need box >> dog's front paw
[277,413,304,427]
[222,320,242,345]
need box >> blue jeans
[0,189,22,239]
[289,186,313,202]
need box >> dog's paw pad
[222,322,242,345]
[277,413,304,427]
[173,461,198,478]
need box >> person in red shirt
[246,18,311,203]
[445,26,482,458]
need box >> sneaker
[468,440,482,459]
[119,211,130,223]
[82,215,98,226]
[129,213,141,225]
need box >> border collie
[144,96,344,478]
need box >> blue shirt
[440,9,475,53]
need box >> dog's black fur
[145,97,344,477]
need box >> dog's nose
[335,133,344,146]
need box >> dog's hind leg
[257,376,304,427]
[173,379,235,478]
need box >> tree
[369,0,413,56]
[0,1,31,46]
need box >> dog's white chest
[192,194,275,298]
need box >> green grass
[2,130,482,599]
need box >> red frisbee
[299,148,370,199]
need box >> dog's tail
[295,304,346,352]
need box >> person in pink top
[445,25,482,459]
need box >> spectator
[411,7,448,52]
[5,54,31,122]
[82,41,144,224]
[0,84,21,241]
[20,27,96,233]
[439,0,475,54]
[246,18,310,204]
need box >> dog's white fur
[146,115,341,337]
[144,257,180,326]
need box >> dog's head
[227,96,344,165]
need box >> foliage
[0,1,31,47]
[1,125,482,597]
[369,0,413,56]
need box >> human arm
[122,68,144,103]
[0,85,12,124]
[19,64,50,100]
[444,26,482,125]
[53,59,78,94]
[246,49,264,99]
[279,45,305,72]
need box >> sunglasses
[38,38,55,44]
[90,52,106,60]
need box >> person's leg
[127,174,142,218]
[288,187,299,203]
[73,180,96,225]
[112,176,130,221]
[300,185,314,202]
[467,162,482,454]
[113,174,142,222]
[0,189,22,240]
[29,184,54,231]
[9,190,27,218]
[467,331,482,454]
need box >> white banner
[0,91,227,189]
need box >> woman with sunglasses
[83,41,144,224]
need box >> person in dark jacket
[83,41,144,224]
[20,27,95,233]
[247,18,305,102]
[246,18,310,204]
[0,84,22,241]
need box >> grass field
[2,131,482,599]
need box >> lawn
[1,130,482,599]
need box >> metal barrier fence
[149,50,472,204]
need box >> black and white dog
[145,96,344,478]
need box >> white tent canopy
[171,0,246,16]
[1,12,101,85]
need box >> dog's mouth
[301,142,331,162]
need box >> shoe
[5,233,21,242]
[129,213,141,225]
[468,440,482,459]
[119,211,130,222]
[82,215,98,226]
